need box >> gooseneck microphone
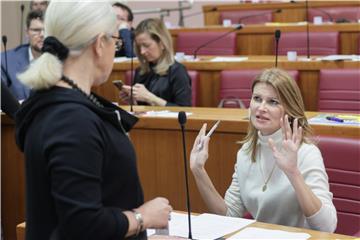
[178,111,192,239]
[305,0,310,59]
[20,4,25,44]
[2,35,11,87]
[130,31,135,112]
[238,9,281,24]
[193,24,243,59]
[274,30,281,67]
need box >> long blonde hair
[134,18,174,76]
[242,68,313,162]
[18,2,117,90]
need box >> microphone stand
[178,1,185,27]
[193,24,242,59]
[305,0,310,59]
[20,4,24,45]
[130,31,134,113]
[238,9,281,24]
[274,30,281,68]
[2,35,11,87]
[178,111,192,240]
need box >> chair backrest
[317,136,360,236]
[220,10,272,25]
[308,7,360,23]
[318,69,360,113]
[277,32,339,56]
[126,70,198,106]
[219,70,299,108]
[176,32,237,56]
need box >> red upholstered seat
[219,70,299,108]
[318,69,360,113]
[277,32,339,56]
[308,7,360,23]
[220,10,272,25]
[176,32,237,56]
[126,69,198,106]
[317,136,360,236]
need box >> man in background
[30,0,48,12]
[1,10,44,100]
[112,2,136,58]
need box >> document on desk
[210,57,248,62]
[227,227,311,239]
[170,213,255,239]
[143,110,192,118]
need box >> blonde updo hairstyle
[18,1,117,90]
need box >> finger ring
[168,213,171,221]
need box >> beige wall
[0,1,239,51]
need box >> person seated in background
[190,68,337,232]
[30,0,48,12]
[119,18,192,106]
[1,10,44,101]
[112,2,136,58]
[15,2,171,239]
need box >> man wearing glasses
[1,10,44,100]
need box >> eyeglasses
[111,35,123,51]
[29,28,44,35]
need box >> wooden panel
[340,32,360,55]
[298,70,319,111]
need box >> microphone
[178,111,192,239]
[20,4,25,44]
[305,0,310,59]
[130,31,135,112]
[274,29,281,67]
[238,9,282,24]
[183,7,217,19]
[2,35,11,87]
[193,24,242,59]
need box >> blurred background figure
[1,10,44,101]
[30,0,48,12]
[120,18,192,106]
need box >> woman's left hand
[268,115,302,176]
[132,83,154,103]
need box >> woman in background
[15,2,171,239]
[190,68,337,232]
[120,18,192,107]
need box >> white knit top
[224,129,337,233]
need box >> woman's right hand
[119,85,137,105]
[190,123,210,171]
[136,197,172,229]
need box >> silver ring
[168,213,172,221]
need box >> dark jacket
[134,61,192,106]
[15,86,146,240]
[1,44,31,100]
[115,28,135,58]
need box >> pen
[197,120,221,150]
[326,116,344,123]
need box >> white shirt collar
[28,46,34,62]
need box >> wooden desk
[203,1,360,25]
[169,23,360,55]
[2,108,359,239]
[95,56,360,111]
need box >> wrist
[131,209,145,236]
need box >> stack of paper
[227,227,311,239]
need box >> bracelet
[132,209,144,236]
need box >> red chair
[317,136,360,236]
[308,7,360,23]
[125,70,198,106]
[277,32,339,56]
[219,70,299,108]
[318,69,360,113]
[176,32,237,56]
[220,10,272,25]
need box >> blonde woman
[120,18,192,106]
[190,68,337,232]
[15,2,171,239]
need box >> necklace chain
[61,75,104,108]
[258,145,277,192]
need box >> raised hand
[190,124,210,171]
[268,115,302,175]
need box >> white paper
[113,57,136,63]
[143,110,192,118]
[316,55,360,61]
[228,227,311,239]
[211,57,248,62]
[170,213,255,239]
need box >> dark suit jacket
[1,44,31,100]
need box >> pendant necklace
[258,145,277,192]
